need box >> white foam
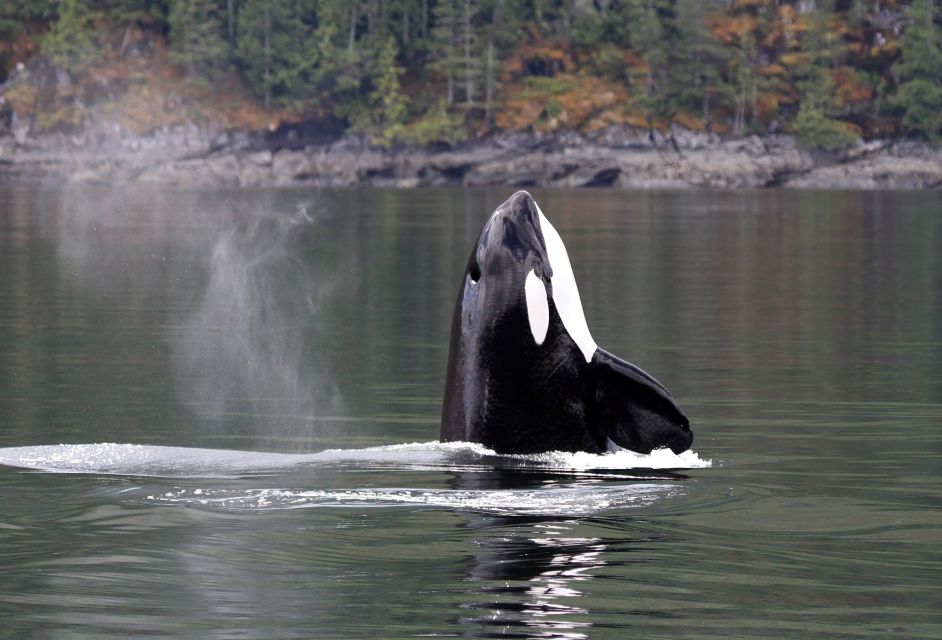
[534,201,598,362]
[145,483,676,516]
[0,442,710,477]
[524,269,549,344]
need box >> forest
[1,1,941,150]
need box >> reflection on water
[453,473,613,638]
[1,186,941,639]
[463,518,604,639]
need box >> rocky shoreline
[2,123,941,190]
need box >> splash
[0,442,711,477]
[0,443,710,516]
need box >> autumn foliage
[0,1,939,147]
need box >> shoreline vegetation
[2,1,942,188]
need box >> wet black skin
[440,191,693,455]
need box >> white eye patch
[524,269,549,345]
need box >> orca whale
[440,191,692,455]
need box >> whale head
[441,191,692,455]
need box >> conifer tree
[791,1,859,149]
[0,1,57,36]
[41,0,100,76]
[667,0,730,129]
[625,0,669,125]
[431,0,462,104]
[892,0,942,140]
[169,0,230,81]
[460,0,479,106]
[237,0,331,107]
[354,36,408,142]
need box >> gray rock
[2,123,941,190]
[11,111,31,145]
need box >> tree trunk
[702,91,711,129]
[368,0,377,38]
[485,1,502,124]
[264,0,271,108]
[485,38,494,121]
[402,4,409,44]
[348,2,358,58]
[463,0,473,105]
[422,0,428,39]
[227,0,236,49]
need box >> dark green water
[0,186,940,639]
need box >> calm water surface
[0,186,940,639]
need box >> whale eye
[469,262,481,283]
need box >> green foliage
[570,8,605,49]
[893,78,942,142]
[347,37,408,145]
[893,0,942,140]
[0,1,56,37]
[792,0,858,149]
[430,0,462,104]
[41,0,100,75]
[4,0,942,143]
[101,0,170,25]
[896,0,942,80]
[238,0,306,105]
[792,105,859,151]
[625,0,668,119]
[668,0,731,126]
[520,75,578,97]
[388,101,469,146]
[168,0,229,80]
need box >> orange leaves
[496,72,630,133]
[673,112,705,133]
[710,14,758,45]
[833,67,874,107]
[3,82,39,118]
[758,64,786,78]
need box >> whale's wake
[0,442,711,477]
[0,442,710,516]
[143,483,675,516]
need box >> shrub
[792,107,859,151]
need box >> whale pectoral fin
[592,348,693,455]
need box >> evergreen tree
[892,0,942,140]
[431,0,461,104]
[102,0,170,25]
[666,0,731,129]
[792,2,859,149]
[480,0,505,121]
[459,0,479,106]
[238,0,337,107]
[625,0,669,126]
[349,36,408,143]
[0,1,58,37]
[41,0,101,76]
[168,0,230,81]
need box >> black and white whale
[440,191,693,455]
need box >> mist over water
[34,186,342,449]
[174,198,340,444]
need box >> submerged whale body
[440,191,693,455]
